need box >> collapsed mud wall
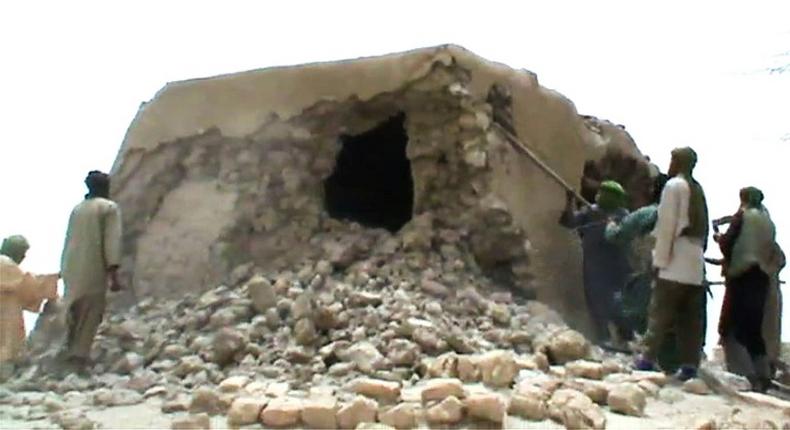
[111,45,653,330]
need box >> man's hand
[713,233,723,243]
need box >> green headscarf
[596,180,627,211]
[672,147,709,246]
[0,235,29,264]
[740,186,764,209]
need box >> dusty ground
[1,383,787,430]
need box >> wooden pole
[491,122,593,208]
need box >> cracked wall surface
[111,45,653,330]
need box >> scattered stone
[386,339,420,366]
[260,398,303,428]
[547,389,606,430]
[337,396,378,430]
[112,352,145,374]
[301,398,338,429]
[509,393,547,421]
[477,350,518,388]
[174,355,207,377]
[211,328,245,366]
[227,397,267,426]
[341,342,385,374]
[189,386,223,415]
[464,392,507,423]
[637,380,660,397]
[544,329,590,364]
[355,424,395,430]
[378,402,419,429]
[349,378,401,402]
[295,318,318,345]
[248,275,277,313]
[52,410,98,430]
[171,413,211,430]
[162,396,191,413]
[683,379,712,395]
[694,417,718,430]
[425,396,464,425]
[92,388,144,407]
[562,379,611,405]
[607,383,646,417]
[219,375,249,393]
[420,279,450,297]
[421,378,465,402]
[565,360,605,380]
[457,355,480,382]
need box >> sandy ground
[1,385,788,430]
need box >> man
[560,180,631,345]
[635,147,708,381]
[0,235,59,377]
[715,187,777,392]
[60,171,122,368]
[605,174,667,335]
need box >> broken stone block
[420,279,450,297]
[547,389,606,430]
[219,375,249,393]
[457,355,480,382]
[478,350,518,388]
[509,394,547,421]
[386,339,420,367]
[544,329,590,364]
[464,392,507,423]
[488,303,511,326]
[302,398,338,429]
[247,275,277,313]
[425,396,464,425]
[294,318,318,345]
[378,402,418,429]
[210,328,245,366]
[340,342,385,375]
[112,352,144,375]
[565,360,605,380]
[227,397,267,427]
[426,353,458,378]
[420,378,465,402]
[683,379,712,395]
[562,379,611,405]
[260,397,302,428]
[171,413,211,430]
[349,378,401,402]
[337,396,378,430]
[189,386,223,415]
[607,383,646,417]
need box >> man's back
[61,198,122,301]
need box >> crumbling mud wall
[111,45,653,330]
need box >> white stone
[464,392,507,423]
[260,398,302,428]
[378,402,418,429]
[337,396,378,430]
[420,378,465,402]
[607,383,646,417]
[349,378,401,402]
[227,397,267,426]
[425,396,464,425]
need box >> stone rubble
[1,209,785,429]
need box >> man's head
[739,186,764,209]
[0,235,29,264]
[668,147,698,177]
[85,170,110,198]
[595,180,627,211]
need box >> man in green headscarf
[635,147,709,381]
[0,235,59,377]
[561,180,632,345]
[715,186,779,392]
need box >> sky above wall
[1,0,788,349]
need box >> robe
[0,255,58,363]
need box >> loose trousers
[643,278,705,368]
[64,293,106,359]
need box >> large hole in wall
[324,113,414,232]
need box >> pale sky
[1,1,788,350]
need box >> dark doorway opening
[324,113,413,232]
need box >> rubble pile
[7,218,786,429]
